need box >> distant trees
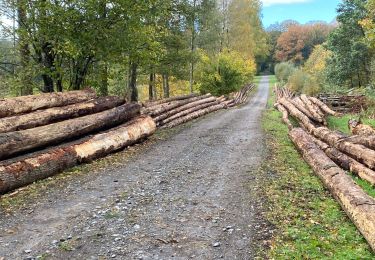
[275,23,333,65]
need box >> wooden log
[142,94,211,117]
[289,128,375,252]
[309,96,337,116]
[274,103,293,130]
[0,116,156,194]
[348,119,375,136]
[311,134,375,185]
[153,96,217,123]
[143,93,199,108]
[345,135,375,151]
[160,100,219,126]
[0,96,125,133]
[0,103,140,160]
[292,97,317,121]
[0,89,97,118]
[163,103,226,128]
[279,98,315,132]
[300,94,325,123]
[311,127,375,170]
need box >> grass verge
[262,75,374,259]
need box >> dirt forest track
[0,76,270,259]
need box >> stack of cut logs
[274,86,375,252]
[0,90,156,194]
[142,93,230,128]
[318,93,367,113]
[229,83,256,107]
[0,84,255,195]
[141,84,256,127]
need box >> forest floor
[0,76,272,259]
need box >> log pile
[274,87,375,252]
[142,93,230,128]
[0,90,156,194]
[228,84,256,107]
[318,93,367,113]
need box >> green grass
[327,114,375,134]
[262,75,374,259]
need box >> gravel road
[0,76,271,260]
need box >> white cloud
[261,0,312,7]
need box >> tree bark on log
[311,127,375,170]
[289,128,375,252]
[142,94,211,117]
[345,135,375,151]
[0,116,156,194]
[0,96,125,133]
[160,100,219,126]
[274,103,293,130]
[163,103,226,128]
[292,97,317,121]
[309,96,337,116]
[0,89,97,118]
[311,134,375,185]
[300,94,325,124]
[348,119,375,136]
[143,93,199,108]
[0,103,140,160]
[153,96,217,123]
[279,98,315,132]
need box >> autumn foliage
[275,23,333,65]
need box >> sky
[261,0,342,28]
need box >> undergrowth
[262,75,374,259]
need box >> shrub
[197,49,256,96]
[287,69,306,93]
[275,62,295,84]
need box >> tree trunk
[143,94,211,117]
[162,74,170,98]
[189,0,196,94]
[41,42,55,93]
[149,73,154,101]
[99,62,109,96]
[129,62,138,102]
[0,103,140,159]
[163,103,226,128]
[155,97,220,125]
[0,89,97,118]
[289,128,375,252]
[0,96,124,133]
[0,115,156,194]
[17,0,33,95]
